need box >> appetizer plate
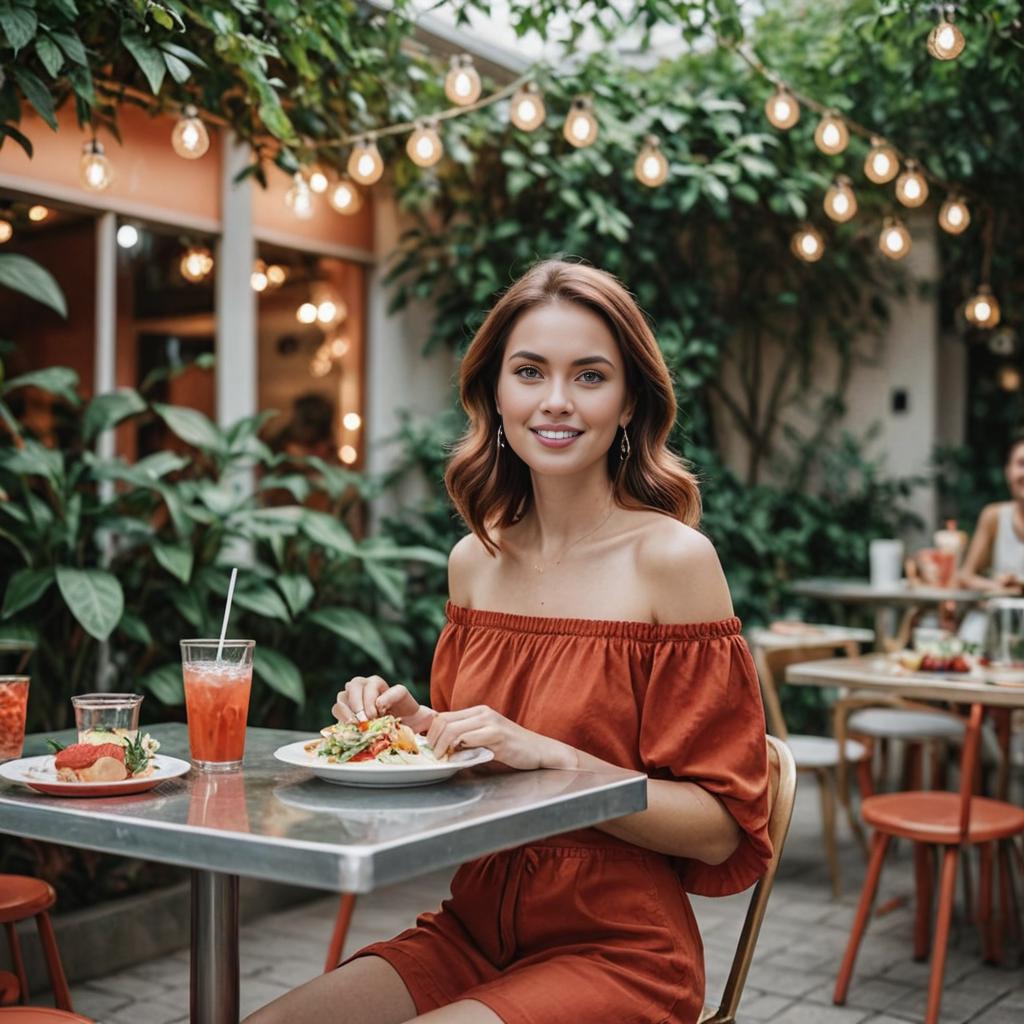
[273,739,494,788]
[987,666,1024,687]
[0,754,191,797]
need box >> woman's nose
[540,380,573,415]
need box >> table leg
[191,869,240,1024]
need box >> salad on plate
[304,715,445,766]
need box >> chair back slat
[703,735,797,1024]
[957,703,984,839]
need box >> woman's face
[495,300,632,478]
[1006,443,1024,500]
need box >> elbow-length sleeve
[638,624,773,896]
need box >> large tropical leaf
[152,541,194,584]
[254,646,304,704]
[0,253,66,314]
[153,403,224,454]
[82,389,146,441]
[2,568,53,618]
[140,662,184,705]
[2,366,78,405]
[301,511,358,557]
[231,583,291,623]
[307,606,394,673]
[55,567,124,642]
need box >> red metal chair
[0,877,73,1012]
[833,704,1024,1024]
[0,1011,92,1022]
[324,893,358,973]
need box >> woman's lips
[530,428,583,449]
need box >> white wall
[364,193,461,527]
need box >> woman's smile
[530,425,585,448]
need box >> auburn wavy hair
[445,259,701,553]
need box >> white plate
[0,754,191,797]
[273,738,494,788]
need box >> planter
[0,876,319,993]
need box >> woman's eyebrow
[507,349,614,368]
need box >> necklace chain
[531,505,616,574]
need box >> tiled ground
[59,775,1024,1022]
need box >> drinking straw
[216,568,238,662]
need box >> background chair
[699,734,797,1024]
[0,1011,93,1022]
[834,704,1024,1024]
[748,630,872,896]
[0,877,73,1013]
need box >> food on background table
[768,621,823,636]
[304,714,445,765]
[0,679,29,760]
[48,731,160,783]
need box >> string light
[928,9,966,60]
[116,224,139,248]
[80,139,113,191]
[266,264,287,287]
[406,120,443,168]
[864,137,899,184]
[28,205,49,222]
[445,54,482,106]
[307,165,330,194]
[296,302,318,325]
[938,194,970,234]
[823,176,858,222]
[343,412,362,430]
[998,366,1021,392]
[791,225,825,263]
[348,137,384,185]
[0,220,11,243]
[339,444,358,464]
[878,217,911,260]
[284,173,314,219]
[814,112,849,156]
[895,160,929,208]
[329,337,350,358]
[764,85,800,129]
[563,96,598,148]
[634,135,668,187]
[509,83,546,131]
[251,259,269,292]
[180,246,214,283]
[965,286,1001,329]
[329,176,363,215]
[171,106,210,159]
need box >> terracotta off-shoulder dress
[347,602,772,1024]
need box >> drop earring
[619,426,631,461]
[497,424,506,449]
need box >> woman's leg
[412,1000,503,1022]
[242,955,417,1024]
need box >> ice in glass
[180,640,254,771]
[0,676,29,761]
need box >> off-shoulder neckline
[444,601,742,642]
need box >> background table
[0,724,646,1024]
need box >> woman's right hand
[332,676,436,733]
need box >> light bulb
[28,205,49,222]
[347,138,383,186]
[328,176,363,215]
[307,165,330,194]
[116,224,139,248]
[297,302,318,325]
[510,84,546,131]
[406,121,443,168]
[445,54,482,106]
[864,137,899,184]
[343,412,361,430]
[928,18,965,60]
[284,173,314,219]
[330,337,350,358]
[563,96,598,148]
[180,246,214,283]
[0,220,11,244]
[895,161,929,208]
[938,195,970,234]
[317,301,338,324]
[814,112,849,155]
[965,286,1001,329]
[824,176,858,223]
[80,139,113,191]
[251,260,268,292]
[765,86,800,129]
[634,136,668,187]
[791,225,825,263]
[339,444,358,464]
[266,264,287,287]
[171,106,210,159]
[878,217,911,260]
[999,366,1021,392]
[310,356,333,377]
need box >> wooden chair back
[699,735,798,1024]
[752,644,847,739]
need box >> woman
[246,260,772,1024]
[959,433,1024,593]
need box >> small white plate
[987,666,1024,687]
[273,738,494,788]
[0,754,191,797]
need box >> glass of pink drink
[0,676,29,761]
[180,640,254,771]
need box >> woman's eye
[515,366,541,379]
[578,370,604,383]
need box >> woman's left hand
[425,705,575,771]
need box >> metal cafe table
[0,724,646,1024]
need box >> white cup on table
[869,539,904,588]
